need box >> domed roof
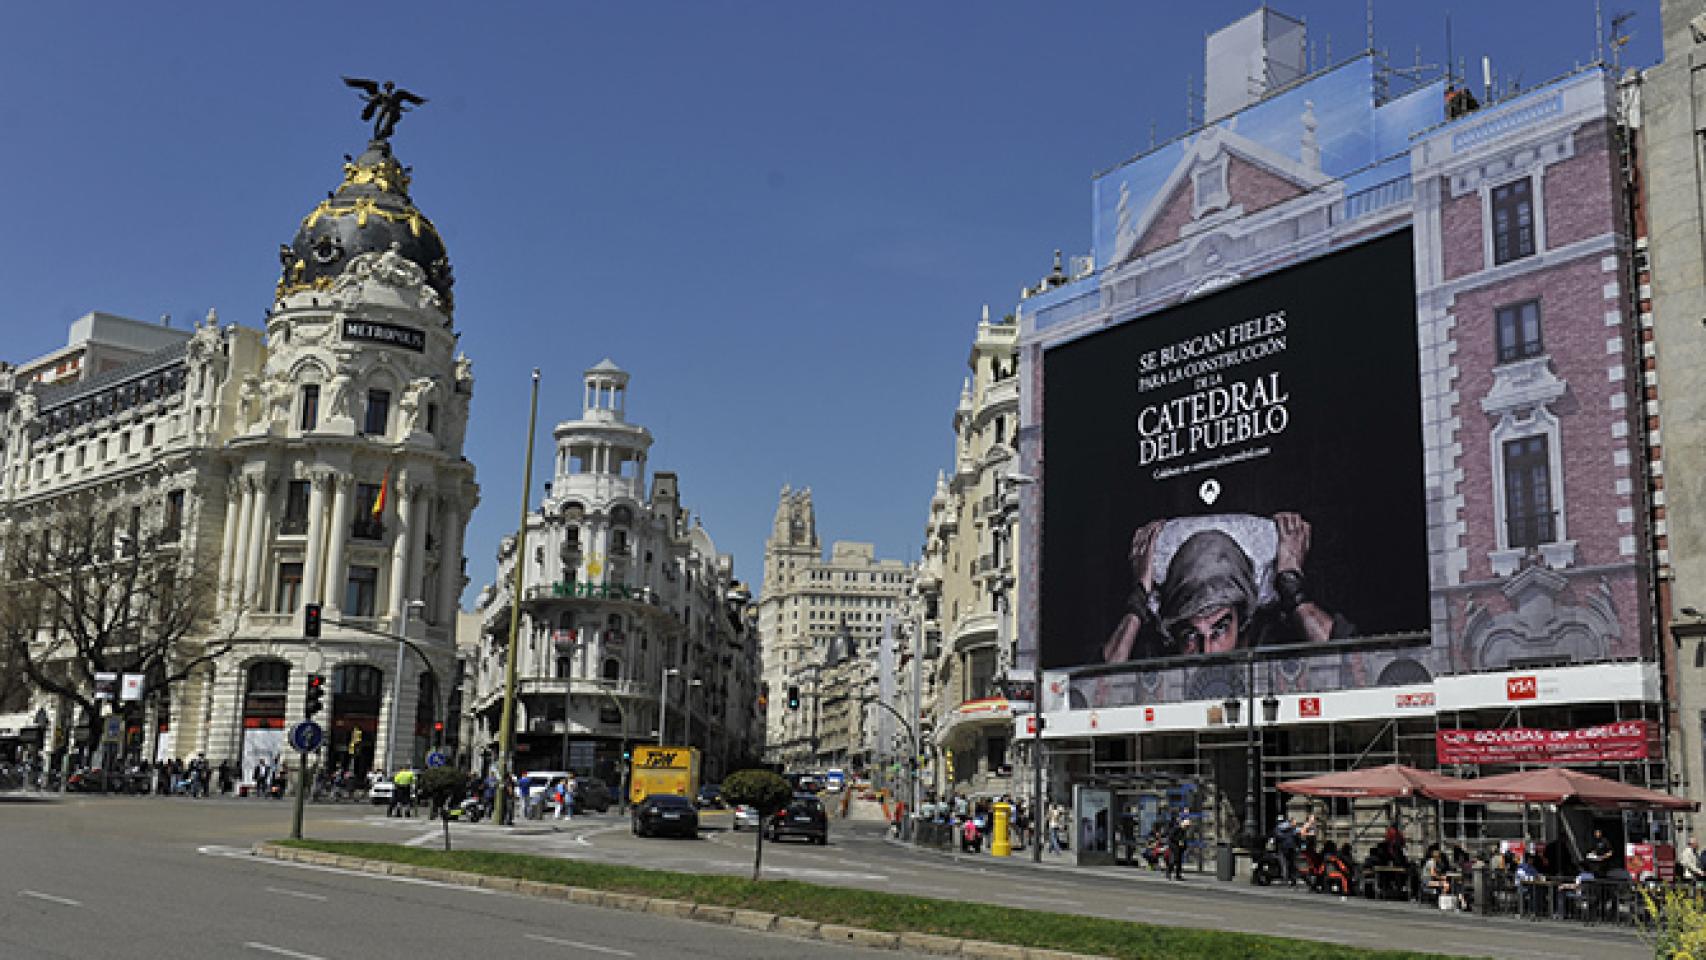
[278,140,454,311]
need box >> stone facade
[757,488,910,771]
[468,362,760,784]
[1,136,480,781]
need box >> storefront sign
[1435,720,1653,765]
[1505,676,1538,701]
[1298,697,1321,718]
[342,319,425,352]
[120,673,145,702]
[94,672,117,701]
[549,579,641,601]
[1395,692,1435,709]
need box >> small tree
[721,768,792,881]
[0,502,232,770]
[416,766,465,851]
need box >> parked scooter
[1250,837,1286,886]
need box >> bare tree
[0,498,235,760]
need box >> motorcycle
[450,794,486,823]
[1250,838,1287,886]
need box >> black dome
[278,140,454,310]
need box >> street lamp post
[658,665,679,746]
[684,678,703,750]
[494,369,543,828]
[384,599,427,776]
[995,470,1040,862]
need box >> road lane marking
[1128,906,1217,922]
[197,845,498,895]
[244,943,327,960]
[19,890,81,907]
[525,933,636,956]
[404,831,442,847]
[264,887,329,902]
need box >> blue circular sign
[288,720,324,753]
[426,750,448,768]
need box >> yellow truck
[628,745,700,805]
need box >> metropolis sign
[342,319,425,352]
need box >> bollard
[1474,863,1490,915]
[991,802,1012,857]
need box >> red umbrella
[1426,767,1696,811]
[1276,764,1461,799]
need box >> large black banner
[1041,231,1428,671]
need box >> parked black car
[632,793,699,838]
[767,793,828,845]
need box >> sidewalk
[878,827,1644,937]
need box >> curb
[252,843,1109,959]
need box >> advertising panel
[1041,231,1427,671]
[1434,721,1654,766]
[1073,785,1115,867]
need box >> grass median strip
[276,839,1473,960]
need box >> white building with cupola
[0,125,478,782]
[468,361,761,787]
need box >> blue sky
[0,1,1659,601]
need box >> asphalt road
[0,794,925,960]
[0,793,1653,960]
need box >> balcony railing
[351,517,385,541]
[278,517,308,536]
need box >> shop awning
[1276,763,1461,799]
[1425,767,1696,811]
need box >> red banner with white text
[1436,721,1654,765]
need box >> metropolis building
[0,128,478,779]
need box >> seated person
[1320,843,1353,896]
[1557,868,1596,919]
[1514,851,1543,914]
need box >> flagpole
[494,369,541,826]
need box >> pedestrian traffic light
[304,673,326,719]
[304,603,322,639]
[787,685,800,710]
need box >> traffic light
[787,685,801,710]
[304,673,326,719]
[304,603,322,639]
[433,720,445,745]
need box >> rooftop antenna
[1148,119,1157,150]
[1482,55,1493,101]
[1609,10,1636,70]
[1367,0,1375,54]
[1595,0,1605,63]
[1186,73,1195,128]
[1445,11,1454,85]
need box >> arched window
[333,663,384,697]
[242,661,290,727]
[601,658,621,682]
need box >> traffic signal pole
[290,748,308,840]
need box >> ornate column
[323,476,353,616]
[406,485,430,608]
[230,477,256,609]
[302,470,332,606]
[388,477,417,619]
[437,501,464,625]
[218,476,243,607]
[242,474,271,608]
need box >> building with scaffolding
[1015,9,1663,862]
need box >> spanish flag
[371,469,389,519]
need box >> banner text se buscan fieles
[1134,311,1289,466]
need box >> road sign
[426,750,448,768]
[288,720,324,753]
[101,716,123,744]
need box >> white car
[368,780,394,806]
[732,804,762,831]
